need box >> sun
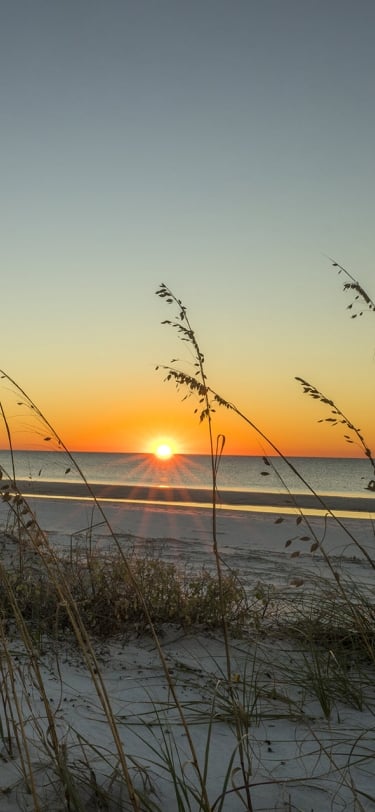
[154,443,174,460]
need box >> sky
[0,0,374,457]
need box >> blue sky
[1,1,374,454]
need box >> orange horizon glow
[0,385,372,459]
[0,420,370,458]
[0,436,368,459]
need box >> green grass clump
[71,553,248,636]
[0,548,249,640]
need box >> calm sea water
[0,451,372,499]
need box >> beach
[4,486,375,586]
[3,0,375,807]
[1,493,375,811]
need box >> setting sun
[154,443,174,460]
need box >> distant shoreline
[13,479,375,514]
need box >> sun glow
[154,443,174,460]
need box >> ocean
[0,451,373,503]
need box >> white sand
[1,496,375,811]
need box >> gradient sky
[1,0,374,457]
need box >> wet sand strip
[13,480,375,514]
